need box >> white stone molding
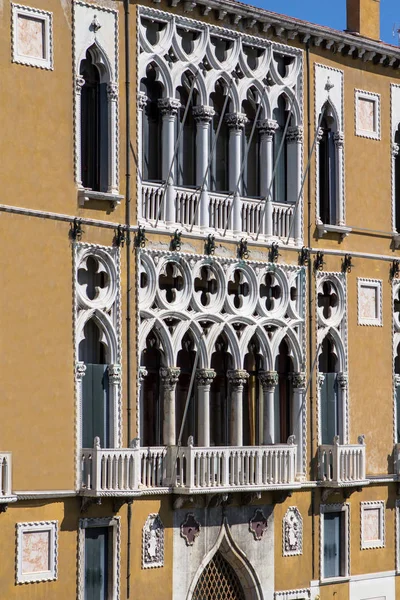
[357,278,383,327]
[283,507,303,556]
[78,517,120,600]
[391,84,400,235]
[355,89,381,141]
[138,249,306,473]
[73,243,121,490]
[361,501,385,550]
[314,64,345,227]
[11,4,53,70]
[137,5,304,241]
[316,272,348,445]
[320,503,350,581]
[274,590,310,600]
[16,521,58,584]
[73,1,120,196]
[142,514,164,569]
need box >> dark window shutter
[84,527,108,600]
[321,373,338,445]
[82,364,110,448]
[323,512,342,579]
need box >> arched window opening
[242,90,260,198]
[210,335,233,446]
[210,81,230,193]
[79,319,110,448]
[176,73,197,187]
[319,106,337,225]
[243,337,263,446]
[80,47,109,192]
[176,333,197,445]
[395,127,400,232]
[319,336,339,445]
[273,96,290,203]
[141,64,163,182]
[192,551,246,600]
[141,331,164,446]
[274,339,293,443]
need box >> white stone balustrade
[173,443,297,492]
[318,438,367,486]
[0,452,13,499]
[140,182,297,242]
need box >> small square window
[357,278,383,326]
[355,90,380,140]
[12,4,53,70]
[16,521,58,583]
[361,501,385,549]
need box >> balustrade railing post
[187,441,195,489]
[92,437,102,493]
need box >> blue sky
[250,0,399,46]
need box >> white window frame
[355,89,381,141]
[320,503,350,582]
[11,3,53,70]
[361,501,385,550]
[357,278,383,327]
[78,517,120,600]
[16,521,58,584]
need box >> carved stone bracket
[80,497,102,514]
[113,497,134,513]
[108,363,122,384]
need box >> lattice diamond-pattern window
[192,552,246,600]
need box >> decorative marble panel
[16,521,58,583]
[355,90,381,140]
[357,278,382,326]
[283,507,303,556]
[12,4,53,69]
[142,514,164,569]
[361,501,385,549]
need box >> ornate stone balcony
[140,183,299,244]
[80,437,299,496]
[318,436,368,487]
[0,452,16,506]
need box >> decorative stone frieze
[142,514,164,569]
[249,509,268,541]
[180,513,201,546]
[283,507,303,556]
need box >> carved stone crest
[142,514,164,569]
[283,507,303,556]
[180,513,200,546]
[249,509,268,541]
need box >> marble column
[226,113,247,235]
[259,370,278,444]
[227,369,249,446]
[137,91,148,189]
[196,369,216,447]
[334,131,344,225]
[392,143,399,233]
[193,106,215,230]
[160,367,180,446]
[108,364,122,448]
[158,98,181,225]
[258,119,278,237]
[290,371,306,476]
[138,366,148,446]
[75,76,86,187]
[337,371,348,444]
[287,125,304,244]
[107,83,119,194]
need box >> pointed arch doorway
[192,551,246,600]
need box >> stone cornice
[138,0,400,68]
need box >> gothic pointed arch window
[176,73,197,188]
[242,89,260,198]
[273,95,290,204]
[318,104,338,225]
[319,336,339,445]
[176,332,197,444]
[395,340,400,443]
[395,126,400,232]
[210,80,231,193]
[210,335,233,446]
[274,339,293,443]
[192,551,246,600]
[243,336,263,446]
[140,330,165,447]
[141,64,163,183]
[79,46,110,193]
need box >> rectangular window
[320,373,338,445]
[79,518,120,600]
[321,504,348,581]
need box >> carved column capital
[257,119,278,139]
[75,361,86,380]
[259,370,278,390]
[139,366,148,382]
[108,364,122,383]
[286,125,303,144]
[227,369,249,388]
[333,131,344,148]
[392,142,399,158]
[107,83,118,102]
[395,374,400,387]
[316,127,324,144]
[158,97,181,118]
[317,373,325,389]
[196,368,216,387]
[225,112,248,131]
[192,105,215,124]
[138,91,148,111]
[160,367,180,389]
[75,76,85,95]
[337,372,348,389]
[290,372,306,390]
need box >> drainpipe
[306,41,316,583]
[123,0,132,598]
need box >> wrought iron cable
[155,72,199,228]
[222,88,267,237]
[254,95,295,241]
[283,109,325,245]
[189,81,233,232]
